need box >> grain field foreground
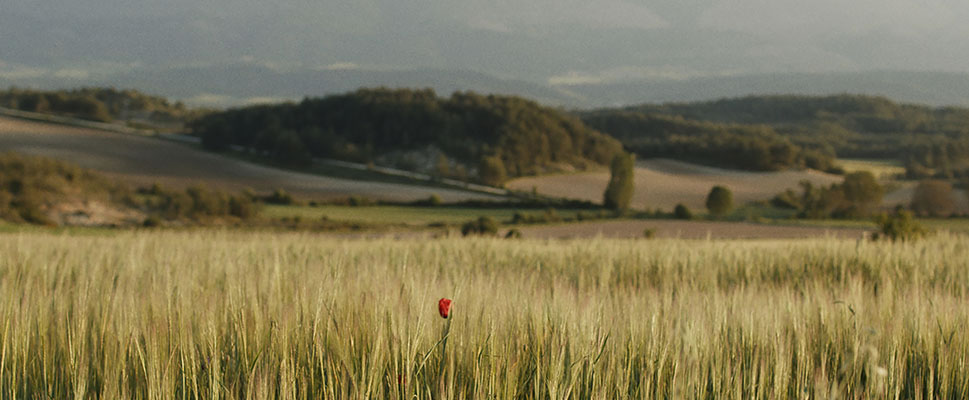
[1,231,968,398]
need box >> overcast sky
[2,0,969,85]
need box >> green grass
[2,231,969,398]
[263,204,593,225]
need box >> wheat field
[1,231,968,399]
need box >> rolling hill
[0,115,501,203]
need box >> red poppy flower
[438,298,452,319]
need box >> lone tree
[841,171,884,217]
[603,152,635,211]
[910,180,956,217]
[705,186,733,218]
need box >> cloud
[52,69,91,79]
[548,65,735,86]
[323,62,360,71]
[0,64,48,80]
[462,0,669,31]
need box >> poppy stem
[439,317,451,381]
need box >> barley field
[1,231,968,399]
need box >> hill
[580,111,837,172]
[0,116,502,203]
[191,88,624,185]
[588,94,969,179]
[0,87,203,128]
[0,152,140,226]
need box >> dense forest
[581,111,838,172]
[0,87,202,124]
[603,95,969,178]
[191,88,624,185]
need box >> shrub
[705,186,733,218]
[266,189,296,205]
[674,203,693,220]
[873,208,927,241]
[347,195,373,207]
[228,195,257,219]
[643,228,656,239]
[461,216,498,236]
[504,229,522,239]
[770,189,801,209]
[142,215,162,228]
[910,180,956,217]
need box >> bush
[910,180,956,217]
[347,195,374,207]
[674,203,693,220]
[643,228,656,239]
[873,208,927,241]
[427,194,443,207]
[142,215,162,228]
[504,229,522,239]
[705,186,733,218]
[461,216,499,236]
[266,189,296,205]
[770,189,801,209]
[228,195,257,219]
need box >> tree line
[580,111,838,172]
[608,94,969,178]
[0,87,200,124]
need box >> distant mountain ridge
[558,71,969,108]
[6,66,969,109]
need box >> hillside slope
[0,116,501,202]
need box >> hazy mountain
[560,71,969,108]
[4,1,969,88]
[6,65,969,110]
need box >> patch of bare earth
[46,200,145,227]
[0,116,501,203]
[515,220,871,240]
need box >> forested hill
[585,95,969,178]
[191,88,624,185]
[0,87,202,124]
[581,111,837,172]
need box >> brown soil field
[514,219,871,240]
[0,116,501,202]
[508,159,844,211]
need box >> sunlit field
[2,231,968,398]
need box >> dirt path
[0,116,502,202]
